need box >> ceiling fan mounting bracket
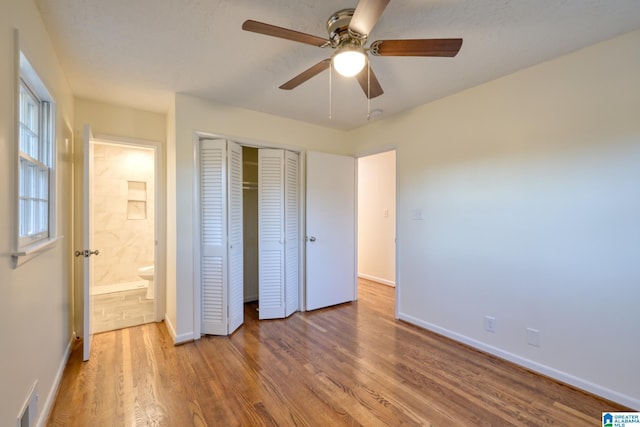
[327,8,367,48]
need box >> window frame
[14,48,57,260]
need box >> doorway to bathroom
[90,139,157,333]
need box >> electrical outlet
[411,208,424,220]
[484,315,496,333]
[527,328,541,347]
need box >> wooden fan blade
[280,59,331,90]
[370,39,463,57]
[349,0,390,36]
[355,65,384,99]
[242,20,329,47]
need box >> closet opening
[242,146,259,304]
[197,138,300,336]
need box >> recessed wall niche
[127,180,147,219]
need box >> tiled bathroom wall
[92,142,155,292]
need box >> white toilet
[137,265,154,299]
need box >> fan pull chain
[367,60,371,120]
[328,62,332,120]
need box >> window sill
[12,236,63,268]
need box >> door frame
[74,134,166,348]
[81,124,94,361]
[355,147,399,319]
[80,134,165,339]
[192,131,306,337]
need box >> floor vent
[17,381,38,427]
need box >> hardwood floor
[47,280,627,426]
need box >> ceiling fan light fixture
[332,46,366,77]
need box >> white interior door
[227,141,244,333]
[306,151,356,311]
[200,138,244,335]
[284,151,300,316]
[258,149,300,319]
[82,124,95,361]
[200,139,228,335]
[258,149,285,319]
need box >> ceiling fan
[242,0,463,99]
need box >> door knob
[75,249,100,258]
[308,236,316,242]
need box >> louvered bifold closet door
[227,141,244,334]
[284,151,299,317]
[200,139,228,335]
[258,149,285,319]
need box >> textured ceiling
[35,0,640,130]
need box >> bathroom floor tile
[92,288,154,334]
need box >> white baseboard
[91,281,148,295]
[164,314,194,345]
[398,312,640,410]
[164,314,177,341]
[358,273,395,287]
[174,331,195,344]
[36,335,74,427]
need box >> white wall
[0,1,75,425]
[350,29,640,409]
[166,93,352,342]
[357,151,396,286]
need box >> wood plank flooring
[47,279,628,426]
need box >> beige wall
[0,1,75,425]
[74,97,166,142]
[357,150,396,285]
[350,29,640,408]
